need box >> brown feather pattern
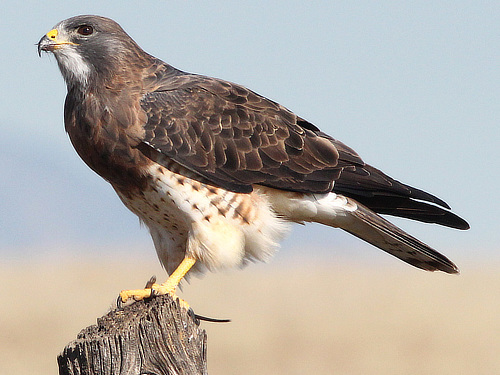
[139,67,468,229]
[141,73,350,194]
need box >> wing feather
[138,67,468,229]
[140,73,347,194]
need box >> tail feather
[351,195,470,230]
[338,199,459,274]
[261,187,460,273]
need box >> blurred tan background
[1,255,498,375]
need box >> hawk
[37,15,469,305]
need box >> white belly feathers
[116,163,289,276]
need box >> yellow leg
[119,256,196,306]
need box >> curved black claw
[146,287,158,301]
[116,295,124,310]
[144,275,156,289]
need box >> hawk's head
[38,15,145,89]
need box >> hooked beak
[37,28,78,57]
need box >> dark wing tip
[408,186,451,209]
[453,216,470,231]
[334,163,469,230]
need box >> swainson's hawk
[37,15,469,305]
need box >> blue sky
[0,1,498,267]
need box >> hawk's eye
[77,25,94,36]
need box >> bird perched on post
[38,15,469,306]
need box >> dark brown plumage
[38,15,469,303]
[139,72,468,230]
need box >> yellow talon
[119,256,196,309]
[119,287,154,302]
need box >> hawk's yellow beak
[45,28,78,46]
[38,28,78,56]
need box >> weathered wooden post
[58,294,207,375]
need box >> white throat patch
[55,47,92,88]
